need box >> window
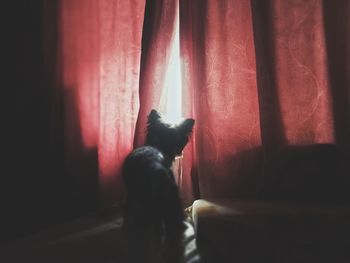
[162,7,182,124]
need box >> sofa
[190,144,350,263]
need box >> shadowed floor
[0,208,200,263]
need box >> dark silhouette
[122,109,195,263]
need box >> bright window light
[162,8,182,124]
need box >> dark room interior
[1,0,350,262]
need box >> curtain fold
[40,0,350,208]
[180,0,263,198]
[251,0,335,149]
[133,0,178,148]
[132,0,198,204]
[57,0,179,205]
[322,0,350,146]
[6,1,350,244]
[58,0,145,205]
[180,0,349,199]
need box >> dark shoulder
[126,146,163,162]
[122,146,171,185]
[123,146,165,170]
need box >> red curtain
[58,0,145,204]
[133,0,179,147]
[180,0,350,199]
[44,0,350,207]
[57,0,180,205]
[181,0,263,199]
[131,0,198,205]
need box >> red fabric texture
[59,0,145,204]
[133,0,178,147]
[53,0,349,204]
[180,0,350,199]
[132,0,198,205]
[181,0,262,198]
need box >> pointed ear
[147,109,161,125]
[180,118,195,135]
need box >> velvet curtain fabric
[180,0,350,199]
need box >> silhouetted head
[146,109,195,162]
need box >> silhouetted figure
[123,109,195,263]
